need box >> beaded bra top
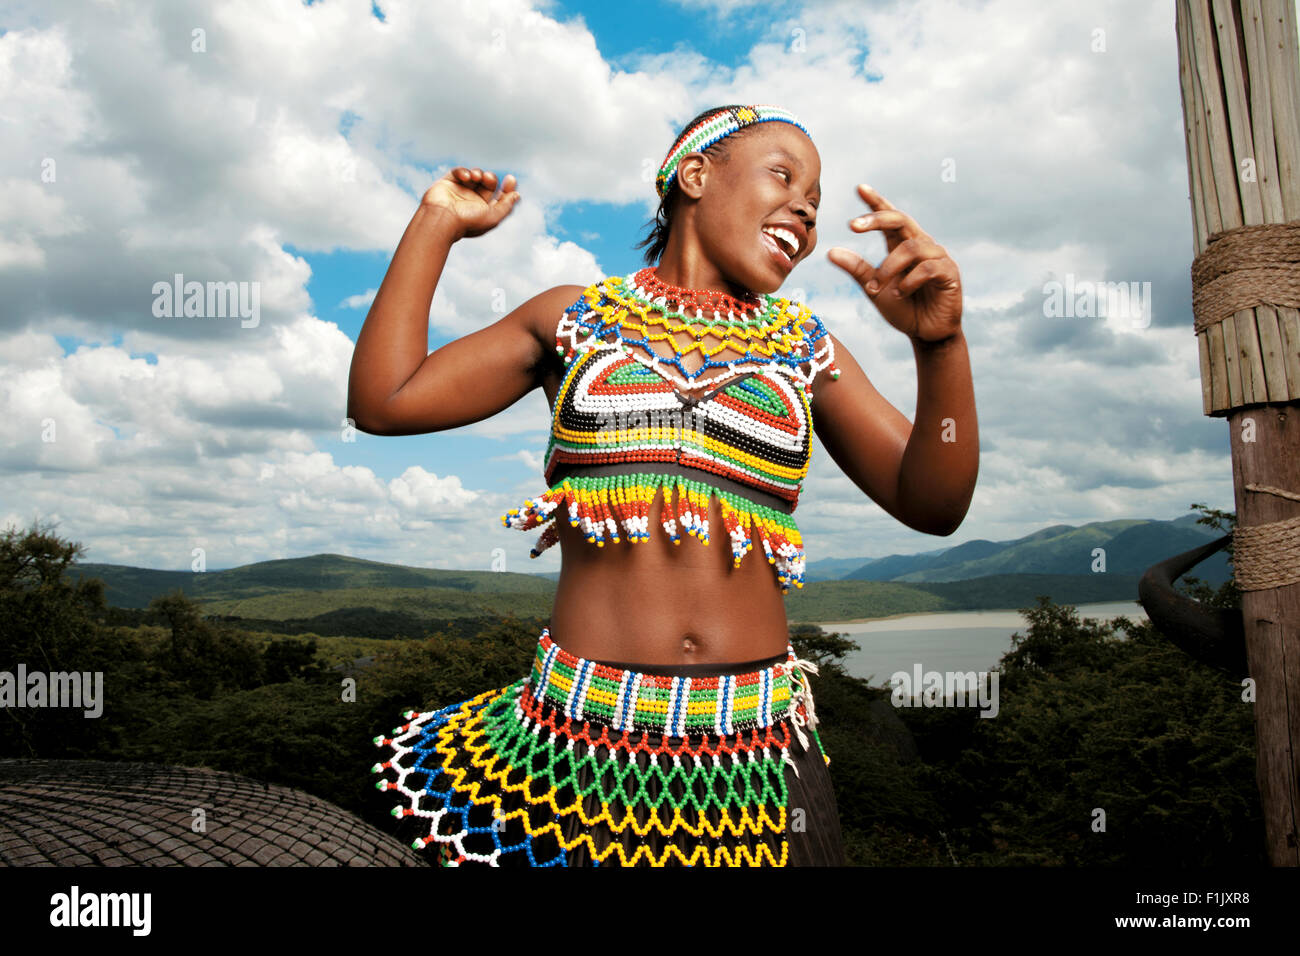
[501,270,838,592]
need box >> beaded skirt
[371,629,846,866]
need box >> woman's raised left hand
[826,185,963,343]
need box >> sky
[0,0,1281,575]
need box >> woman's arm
[812,330,977,536]
[814,183,978,536]
[347,167,582,435]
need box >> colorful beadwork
[372,628,828,867]
[501,272,836,591]
[629,264,766,324]
[530,627,795,736]
[656,105,812,200]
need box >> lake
[812,601,1149,686]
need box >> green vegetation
[0,512,1262,865]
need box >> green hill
[68,553,555,609]
[843,514,1229,584]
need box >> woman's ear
[675,152,708,201]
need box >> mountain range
[64,514,1226,632]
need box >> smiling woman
[637,105,821,271]
[353,103,978,866]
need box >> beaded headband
[655,104,812,200]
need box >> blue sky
[546,0,803,69]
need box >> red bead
[632,267,764,322]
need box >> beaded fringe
[501,471,806,591]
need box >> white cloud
[389,466,478,514]
[340,289,377,310]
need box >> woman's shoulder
[765,293,836,389]
[535,274,642,345]
[521,283,592,352]
[535,276,625,321]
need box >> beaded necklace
[559,271,838,393]
[628,267,765,324]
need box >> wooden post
[1175,0,1300,865]
[1227,406,1300,865]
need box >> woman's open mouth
[760,225,798,271]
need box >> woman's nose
[791,199,816,227]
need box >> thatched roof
[0,759,427,867]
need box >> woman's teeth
[761,227,795,262]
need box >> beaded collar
[628,267,765,323]
[557,273,839,394]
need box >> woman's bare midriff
[539,307,794,668]
[548,498,792,666]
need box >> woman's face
[685,122,821,295]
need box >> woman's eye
[773,168,791,182]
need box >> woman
[355,104,977,866]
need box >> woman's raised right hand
[421,167,521,240]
